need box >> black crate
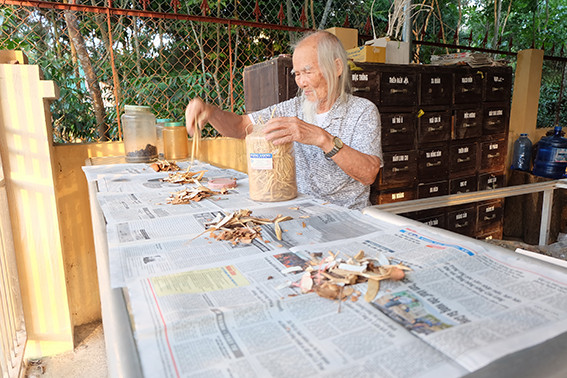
[351,68,380,106]
[478,171,506,190]
[476,199,504,235]
[417,180,449,199]
[449,175,478,194]
[482,67,513,102]
[379,68,418,107]
[418,143,449,182]
[417,108,452,144]
[381,112,417,151]
[452,105,483,140]
[420,68,453,106]
[370,187,417,205]
[402,208,447,229]
[453,67,484,104]
[375,150,418,189]
[479,138,506,173]
[243,55,297,112]
[483,102,509,135]
[449,141,477,177]
[447,204,476,237]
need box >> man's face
[292,39,328,111]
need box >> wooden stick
[191,115,199,166]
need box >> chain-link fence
[1,0,566,142]
[1,0,384,142]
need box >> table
[85,159,567,378]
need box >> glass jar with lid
[121,105,158,163]
[155,118,172,159]
[163,121,189,161]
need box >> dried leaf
[300,272,313,293]
[353,250,365,261]
[364,279,380,303]
[274,221,282,240]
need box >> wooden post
[507,49,544,180]
[0,56,74,357]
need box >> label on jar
[249,153,273,169]
[553,148,567,163]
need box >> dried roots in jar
[246,127,297,202]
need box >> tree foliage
[1,0,566,141]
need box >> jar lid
[164,121,184,127]
[208,178,237,190]
[156,118,172,123]
[125,105,151,112]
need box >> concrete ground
[25,321,107,378]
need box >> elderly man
[185,31,382,209]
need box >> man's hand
[263,116,334,152]
[185,98,210,137]
[184,98,249,139]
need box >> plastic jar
[155,118,172,159]
[511,133,533,171]
[122,105,158,163]
[245,124,297,201]
[163,121,189,161]
[533,126,567,179]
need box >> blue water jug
[532,126,567,179]
[511,133,532,171]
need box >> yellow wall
[52,142,125,330]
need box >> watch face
[334,137,344,148]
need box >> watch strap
[324,136,343,159]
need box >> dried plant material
[167,180,225,204]
[274,220,283,240]
[364,279,380,303]
[162,167,207,184]
[299,272,313,293]
[315,282,342,300]
[204,209,292,245]
[353,250,365,261]
[246,122,297,201]
[280,251,411,304]
[150,160,180,172]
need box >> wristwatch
[324,136,344,159]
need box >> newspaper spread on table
[83,161,567,378]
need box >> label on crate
[391,192,405,200]
[424,219,439,226]
[392,155,409,162]
[352,73,369,82]
[464,112,476,119]
[489,109,503,117]
[249,153,273,170]
[553,148,567,163]
[388,76,410,85]
[392,116,404,124]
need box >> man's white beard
[301,93,319,125]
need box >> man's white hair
[293,31,352,107]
